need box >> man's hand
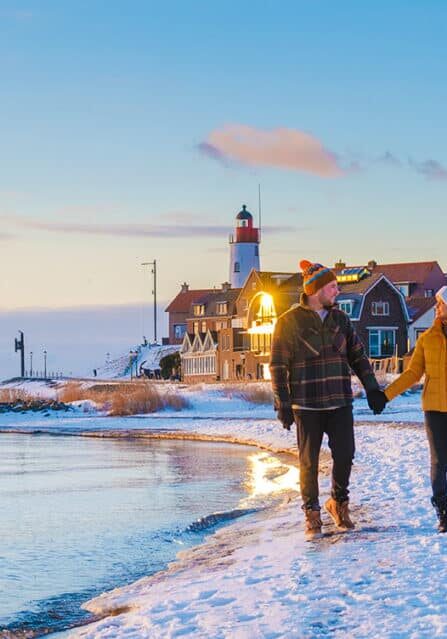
[277,406,295,430]
[366,389,388,415]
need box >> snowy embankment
[58,409,447,639]
[2,379,440,638]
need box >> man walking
[270,260,385,538]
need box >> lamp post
[43,350,47,379]
[30,351,33,378]
[141,260,157,344]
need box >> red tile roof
[337,261,441,284]
[369,261,440,283]
[165,289,214,313]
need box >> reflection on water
[245,452,299,498]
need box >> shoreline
[1,423,302,639]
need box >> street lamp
[43,349,47,378]
[30,351,33,377]
[141,260,157,344]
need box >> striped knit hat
[300,260,337,296]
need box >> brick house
[336,260,445,350]
[179,283,241,383]
[165,283,214,344]
[334,269,409,358]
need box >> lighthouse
[229,205,260,288]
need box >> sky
[1,1,446,377]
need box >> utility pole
[14,331,25,377]
[43,349,47,378]
[141,260,157,344]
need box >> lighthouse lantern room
[229,205,261,288]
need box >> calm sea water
[0,432,258,638]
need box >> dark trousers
[293,405,355,510]
[424,411,447,509]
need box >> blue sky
[1,1,446,376]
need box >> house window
[234,262,240,273]
[397,284,410,297]
[193,304,205,316]
[193,321,199,334]
[201,321,207,333]
[339,301,353,316]
[216,302,228,315]
[174,324,186,339]
[425,289,434,297]
[371,301,390,316]
[368,329,396,357]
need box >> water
[0,432,260,637]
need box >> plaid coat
[270,298,379,410]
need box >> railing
[370,357,403,375]
[24,371,64,379]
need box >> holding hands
[366,389,388,415]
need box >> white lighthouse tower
[229,205,261,288]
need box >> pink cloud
[202,124,343,177]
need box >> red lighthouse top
[233,205,260,243]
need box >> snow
[55,419,447,639]
[4,381,445,638]
[95,344,180,379]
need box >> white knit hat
[436,286,447,305]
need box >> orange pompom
[299,260,312,272]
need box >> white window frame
[339,300,353,316]
[368,328,397,357]
[371,301,390,316]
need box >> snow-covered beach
[1,381,444,639]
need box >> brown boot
[304,509,323,539]
[324,498,355,530]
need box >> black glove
[277,406,294,430]
[366,389,388,415]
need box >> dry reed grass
[57,381,188,415]
[0,389,32,403]
[222,382,273,404]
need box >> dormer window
[193,304,205,316]
[397,283,410,297]
[339,300,353,316]
[216,302,228,315]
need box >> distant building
[165,283,214,345]
[180,282,241,383]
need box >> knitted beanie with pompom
[300,259,337,296]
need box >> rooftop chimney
[221,281,231,292]
[181,282,189,293]
[367,260,377,269]
[334,259,346,269]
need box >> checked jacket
[270,297,379,411]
